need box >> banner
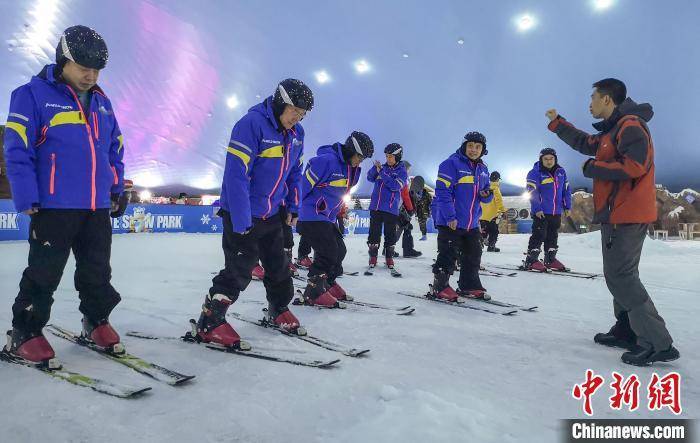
[0,200,436,241]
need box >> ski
[343,271,359,276]
[488,264,599,279]
[127,322,341,369]
[228,312,370,357]
[480,267,518,277]
[396,291,517,316]
[457,295,537,312]
[290,282,413,315]
[0,350,152,398]
[388,267,402,278]
[342,300,415,315]
[46,324,195,386]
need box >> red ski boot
[5,329,59,368]
[327,282,353,301]
[301,275,343,308]
[251,264,265,280]
[297,256,313,268]
[430,271,459,302]
[458,289,491,301]
[196,293,244,348]
[523,249,548,272]
[267,305,306,335]
[385,246,396,268]
[544,248,567,271]
[82,317,125,354]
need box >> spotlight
[315,70,330,84]
[354,59,371,74]
[226,95,239,109]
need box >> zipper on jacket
[66,85,97,211]
[49,153,56,195]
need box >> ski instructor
[546,78,678,366]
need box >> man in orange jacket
[546,78,678,366]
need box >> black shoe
[594,312,637,350]
[403,249,422,258]
[621,346,680,366]
[486,246,500,252]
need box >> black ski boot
[486,245,500,252]
[621,345,680,366]
[403,249,422,258]
[593,312,638,350]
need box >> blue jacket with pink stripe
[367,162,407,216]
[299,143,360,223]
[220,97,304,233]
[3,64,125,213]
[432,150,492,230]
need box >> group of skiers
[1,25,678,369]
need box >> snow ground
[0,229,698,443]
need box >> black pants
[296,221,346,285]
[432,226,484,291]
[397,212,414,252]
[480,219,499,247]
[368,210,399,257]
[210,211,293,310]
[527,214,561,251]
[282,222,294,250]
[297,234,312,258]
[12,209,121,332]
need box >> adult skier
[3,26,127,365]
[522,148,571,271]
[429,132,493,301]
[296,131,374,306]
[196,78,313,346]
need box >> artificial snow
[1,229,697,442]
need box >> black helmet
[539,147,558,160]
[273,78,314,112]
[461,131,487,156]
[55,25,108,70]
[384,143,403,162]
[490,171,501,181]
[341,131,374,163]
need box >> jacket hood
[593,97,653,132]
[317,143,345,163]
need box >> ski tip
[318,359,341,368]
[348,349,371,357]
[397,308,415,316]
[171,375,197,386]
[125,386,153,397]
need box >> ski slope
[1,230,697,442]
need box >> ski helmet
[490,171,501,181]
[539,147,558,160]
[384,143,403,162]
[55,25,109,70]
[341,131,374,163]
[273,78,314,112]
[462,131,487,156]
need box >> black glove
[110,192,129,218]
[582,158,596,177]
